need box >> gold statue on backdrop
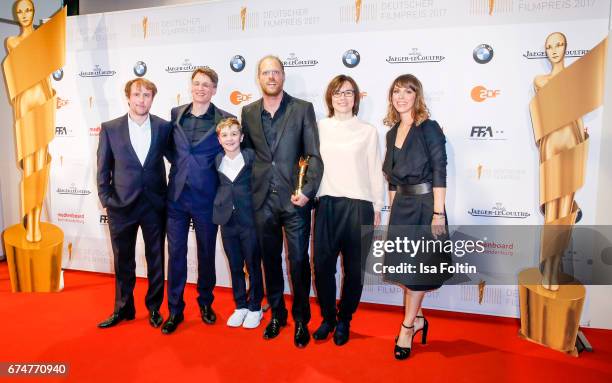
[533,32,588,291]
[2,1,66,292]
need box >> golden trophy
[519,32,608,355]
[294,156,310,197]
[2,1,66,292]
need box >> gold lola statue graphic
[142,16,148,39]
[2,1,66,292]
[240,7,247,31]
[355,0,362,23]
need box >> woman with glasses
[312,75,384,346]
[382,74,449,360]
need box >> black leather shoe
[333,321,350,346]
[97,310,135,329]
[161,313,184,334]
[312,321,336,341]
[294,322,310,348]
[149,310,163,328]
[263,317,286,340]
[200,305,216,324]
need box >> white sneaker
[242,309,263,329]
[227,308,249,327]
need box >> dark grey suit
[241,92,322,323]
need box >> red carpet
[0,262,611,383]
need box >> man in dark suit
[161,68,235,334]
[241,55,323,347]
[96,78,171,329]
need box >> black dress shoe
[294,322,310,348]
[263,317,287,340]
[149,310,163,328]
[161,313,184,334]
[200,305,216,324]
[97,310,135,329]
[312,321,336,341]
[333,321,350,346]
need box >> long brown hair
[383,74,429,127]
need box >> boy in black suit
[212,118,264,328]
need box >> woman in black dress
[382,74,448,360]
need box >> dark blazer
[212,148,256,227]
[241,92,323,210]
[167,103,235,205]
[97,113,171,211]
[382,118,447,189]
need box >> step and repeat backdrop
[48,0,609,321]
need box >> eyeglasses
[332,90,355,98]
[261,70,282,77]
[192,82,216,89]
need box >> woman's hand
[431,214,446,239]
[374,212,381,226]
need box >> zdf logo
[230,90,252,105]
[471,85,500,102]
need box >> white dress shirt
[219,152,245,182]
[127,113,151,166]
[316,116,385,211]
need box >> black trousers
[220,214,264,311]
[107,195,165,314]
[254,191,312,323]
[313,196,374,323]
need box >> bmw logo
[473,44,494,64]
[133,61,147,77]
[342,49,361,68]
[230,55,246,72]
[52,68,64,81]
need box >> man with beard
[240,55,323,348]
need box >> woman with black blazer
[382,74,449,360]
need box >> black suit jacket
[241,92,323,210]
[212,148,256,227]
[97,113,172,211]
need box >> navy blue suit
[166,102,235,315]
[96,113,171,315]
[213,148,263,311]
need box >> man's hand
[290,192,309,207]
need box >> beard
[261,83,284,97]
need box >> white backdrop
[47,0,610,326]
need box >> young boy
[213,118,264,328]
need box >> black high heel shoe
[415,315,429,344]
[394,323,414,360]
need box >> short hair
[324,74,361,117]
[216,117,242,135]
[191,67,218,87]
[257,55,285,75]
[124,78,157,98]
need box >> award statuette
[2,2,66,292]
[519,32,607,356]
[294,156,310,197]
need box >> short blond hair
[216,117,242,135]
